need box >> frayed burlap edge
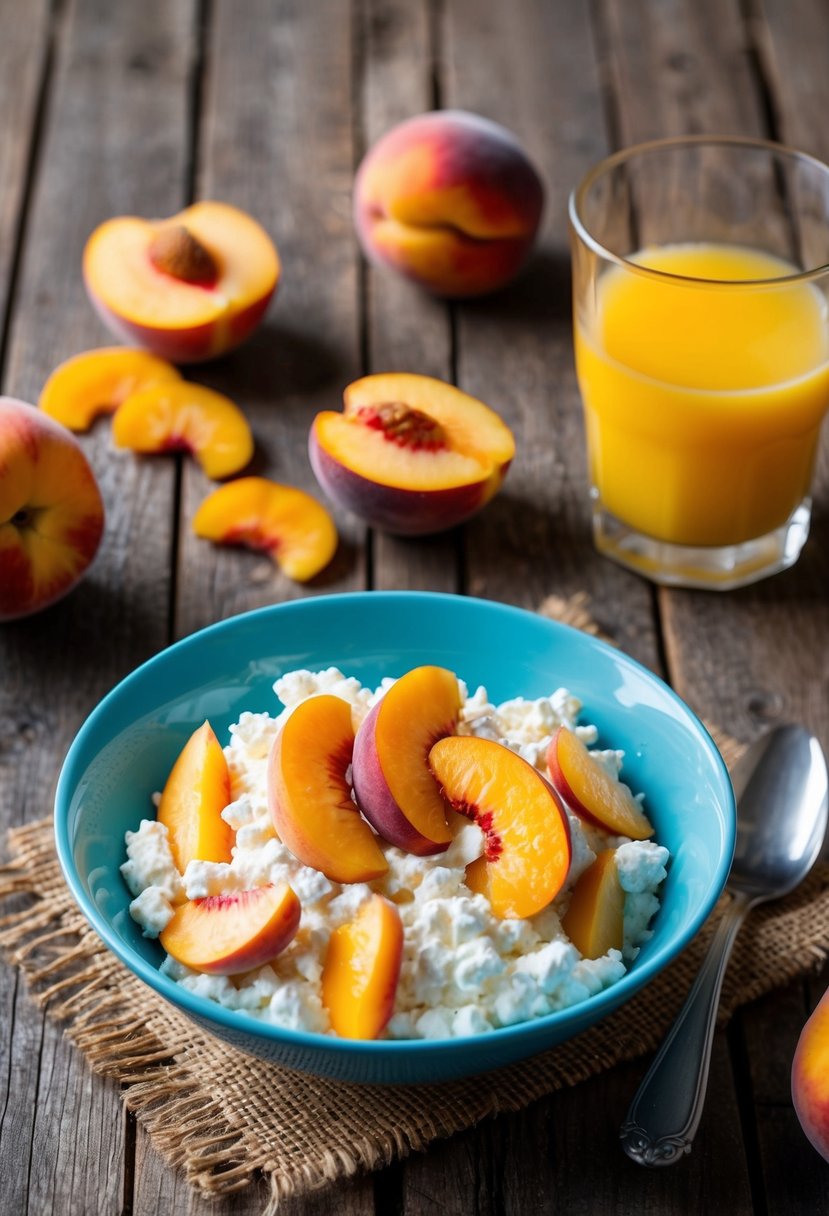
[1,593,827,1212]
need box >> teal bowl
[55,592,735,1084]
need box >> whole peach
[354,110,544,297]
[0,397,104,621]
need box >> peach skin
[351,665,461,855]
[792,985,829,1163]
[0,397,105,621]
[321,893,403,1039]
[39,347,181,432]
[354,110,544,297]
[309,372,514,535]
[428,735,572,919]
[561,849,624,959]
[160,882,301,975]
[83,201,279,362]
[268,694,388,883]
[192,477,338,582]
[547,726,653,840]
[157,720,234,872]
[112,381,254,479]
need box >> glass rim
[568,134,829,287]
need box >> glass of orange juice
[569,136,829,589]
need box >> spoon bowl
[622,723,828,1166]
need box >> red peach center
[356,401,448,451]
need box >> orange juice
[575,243,829,547]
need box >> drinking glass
[569,136,829,589]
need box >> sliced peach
[547,726,653,840]
[309,372,515,535]
[428,735,572,919]
[268,694,388,883]
[111,381,253,479]
[192,477,337,582]
[83,201,279,363]
[38,347,181,432]
[321,893,403,1039]
[351,665,461,855]
[157,720,234,872]
[160,882,301,975]
[562,849,624,959]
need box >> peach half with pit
[321,893,403,1039]
[268,694,388,884]
[157,720,234,873]
[354,109,545,297]
[309,373,515,535]
[83,201,279,363]
[112,382,254,479]
[351,664,461,855]
[39,347,181,432]
[547,726,654,840]
[160,882,301,975]
[193,477,338,582]
[561,849,624,960]
[0,397,105,622]
[428,735,572,919]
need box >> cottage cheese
[121,668,669,1039]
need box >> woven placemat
[1,594,827,1213]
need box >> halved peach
[428,735,572,919]
[160,882,301,975]
[547,726,653,840]
[157,720,234,872]
[309,373,515,535]
[192,477,338,582]
[562,849,624,959]
[83,201,279,363]
[111,381,253,479]
[268,694,388,883]
[38,347,181,432]
[351,665,461,855]
[321,893,403,1039]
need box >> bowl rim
[54,590,736,1060]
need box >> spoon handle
[620,891,752,1166]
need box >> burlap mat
[1,593,827,1213]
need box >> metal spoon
[620,724,828,1167]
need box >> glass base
[592,500,811,590]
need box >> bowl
[55,591,735,1084]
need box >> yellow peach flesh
[269,694,388,883]
[38,347,181,432]
[321,894,403,1039]
[192,476,337,581]
[548,727,653,840]
[160,882,301,975]
[112,382,253,479]
[562,850,624,959]
[157,720,234,872]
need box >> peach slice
[160,882,301,975]
[0,397,105,621]
[192,477,338,582]
[321,893,403,1039]
[309,372,515,535]
[547,726,654,840]
[428,735,572,919]
[268,694,388,883]
[157,720,234,872]
[351,665,461,855]
[38,347,181,432]
[792,985,829,1162]
[83,201,279,363]
[561,849,624,959]
[354,110,545,298]
[111,381,253,479]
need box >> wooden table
[2,1,828,1212]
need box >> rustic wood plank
[0,0,195,1212]
[173,0,367,636]
[359,0,458,593]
